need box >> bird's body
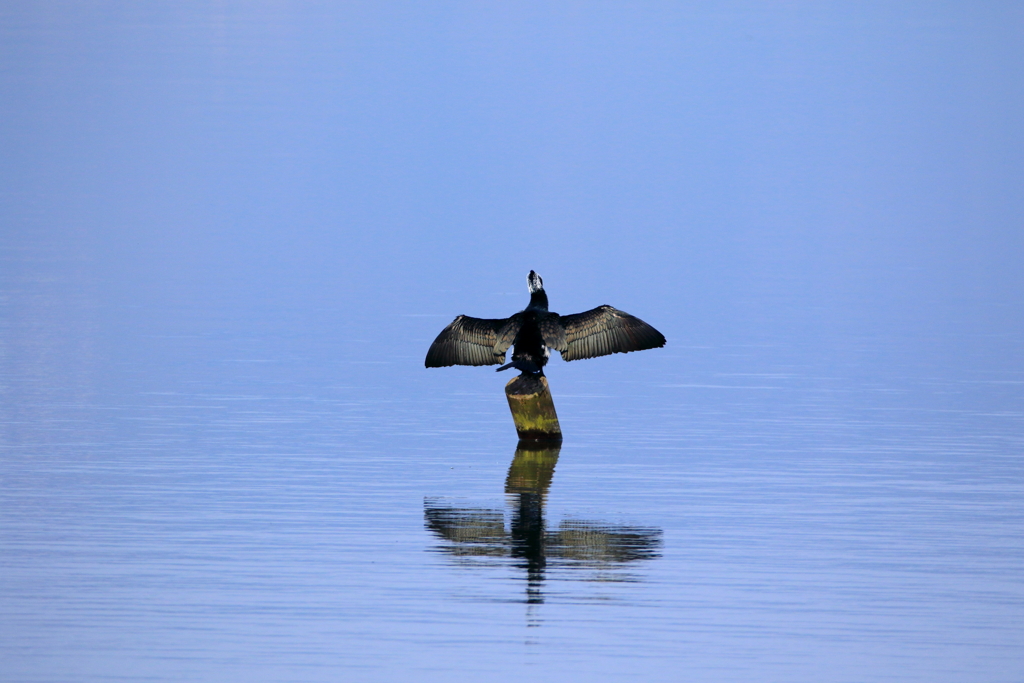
[425,271,665,376]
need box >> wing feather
[558,306,666,362]
[496,313,524,355]
[425,315,518,367]
[538,314,567,352]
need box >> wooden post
[504,375,562,442]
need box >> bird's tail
[496,360,542,375]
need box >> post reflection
[424,441,662,608]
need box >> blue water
[2,3,1023,682]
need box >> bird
[424,271,665,377]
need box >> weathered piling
[504,375,562,442]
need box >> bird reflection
[424,441,662,608]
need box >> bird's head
[528,271,544,294]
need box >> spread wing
[424,315,520,367]
[538,314,567,352]
[558,306,666,362]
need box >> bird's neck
[528,289,549,311]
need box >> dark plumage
[425,271,665,376]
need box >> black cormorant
[425,271,665,376]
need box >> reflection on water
[425,442,662,608]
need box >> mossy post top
[505,375,562,442]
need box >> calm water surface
[3,254,1021,682]
[2,3,1023,682]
